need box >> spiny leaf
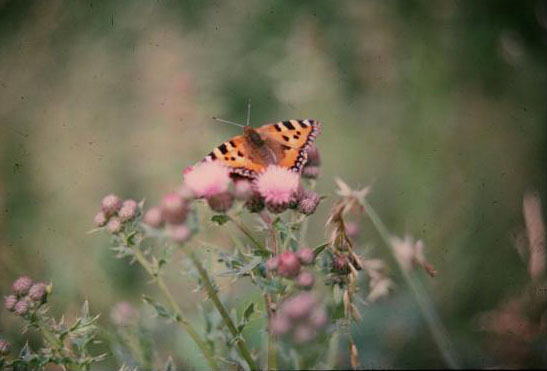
[142,296,173,320]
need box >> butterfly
[203,119,321,178]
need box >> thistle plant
[85,142,457,370]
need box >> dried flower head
[12,276,32,297]
[255,165,299,213]
[119,199,138,222]
[161,192,188,224]
[94,211,108,227]
[277,251,301,278]
[184,161,232,198]
[106,217,123,234]
[4,295,17,312]
[101,194,122,217]
[143,207,163,228]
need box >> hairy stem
[131,247,219,371]
[362,199,459,369]
[188,252,258,370]
[228,214,270,255]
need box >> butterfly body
[204,119,320,178]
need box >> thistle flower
[297,191,321,215]
[277,251,301,278]
[296,247,315,265]
[184,161,231,198]
[0,339,10,356]
[14,298,30,316]
[255,165,299,213]
[296,271,315,289]
[28,283,48,302]
[119,199,138,222]
[12,276,32,297]
[143,207,163,228]
[4,295,17,312]
[168,224,192,244]
[234,179,253,201]
[106,217,123,234]
[207,192,234,213]
[94,211,108,227]
[161,192,188,224]
[101,194,122,217]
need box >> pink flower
[101,194,122,216]
[12,276,32,296]
[161,192,188,224]
[254,166,299,209]
[184,162,231,198]
[143,207,163,228]
[277,251,301,278]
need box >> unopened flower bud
[94,211,108,227]
[106,217,123,234]
[12,276,32,297]
[283,293,316,320]
[297,191,320,215]
[293,324,315,343]
[0,339,10,356]
[144,207,163,228]
[168,224,192,244]
[305,145,321,167]
[296,248,315,265]
[161,192,188,224]
[28,283,48,302]
[270,314,290,336]
[207,192,234,213]
[266,257,279,272]
[14,298,30,316]
[332,254,350,274]
[119,199,138,222]
[296,271,315,289]
[245,193,265,213]
[101,194,122,216]
[302,166,320,179]
[4,295,17,312]
[277,251,301,278]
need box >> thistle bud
[28,283,48,302]
[296,271,315,289]
[4,295,17,312]
[94,211,108,227]
[296,247,315,265]
[305,145,321,167]
[168,224,192,244]
[277,251,301,278]
[270,314,290,336]
[283,293,316,320]
[12,276,32,297]
[106,217,123,234]
[119,199,138,222]
[332,254,350,274]
[0,339,10,356]
[207,192,234,213]
[161,192,188,224]
[101,194,122,216]
[293,324,315,343]
[266,256,280,272]
[297,191,320,215]
[143,207,163,228]
[302,166,320,179]
[14,298,30,316]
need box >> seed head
[161,192,188,224]
[296,247,315,265]
[101,194,122,217]
[12,276,32,297]
[119,199,138,222]
[207,192,234,213]
[106,217,123,234]
[4,295,17,312]
[277,251,301,278]
[143,207,163,228]
[94,211,108,227]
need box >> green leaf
[211,214,230,225]
[142,296,173,319]
[243,302,255,322]
[313,242,329,258]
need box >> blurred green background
[1,0,546,369]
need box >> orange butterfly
[203,119,321,178]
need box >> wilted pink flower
[143,207,163,228]
[101,194,122,216]
[161,192,188,224]
[111,301,139,326]
[207,192,234,213]
[184,161,231,198]
[255,166,299,213]
[119,199,138,222]
[14,298,30,316]
[277,251,301,277]
[296,271,315,289]
[234,179,253,201]
[296,248,315,265]
[106,217,123,234]
[168,224,192,244]
[297,191,320,215]
[94,211,108,227]
[28,283,48,302]
[12,276,32,296]
[4,295,17,312]
[0,339,10,356]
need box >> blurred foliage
[1,0,545,368]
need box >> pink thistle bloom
[184,161,232,198]
[255,166,299,207]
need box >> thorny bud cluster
[267,248,316,289]
[4,276,50,317]
[95,195,139,234]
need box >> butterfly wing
[256,119,320,172]
[203,135,266,178]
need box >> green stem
[362,199,460,369]
[188,252,259,370]
[228,214,270,255]
[131,247,219,371]
[264,294,278,371]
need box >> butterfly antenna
[246,99,251,126]
[211,116,246,128]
